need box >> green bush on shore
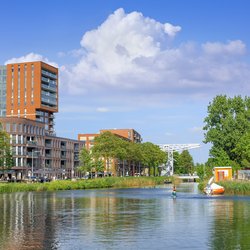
[0,176,168,194]
[218,180,250,195]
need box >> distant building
[100,129,142,143]
[78,128,142,150]
[237,169,250,181]
[78,129,143,176]
[213,166,232,182]
[0,61,84,180]
[77,133,97,150]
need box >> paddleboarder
[172,185,177,198]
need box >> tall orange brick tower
[6,61,58,135]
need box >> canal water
[0,183,250,250]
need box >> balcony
[41,76,56,85]
[41,96,57,106]
[41,83,57,93]
[49,120,55,126]
[36,110,43,116]
[41,70,57,79]
[41,91,57,99]
[27,141,37,147]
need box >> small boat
[164,180,172,184]
[204,183,225,195]
[210,183,225,194]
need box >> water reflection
[0,184,250,249]
[0,192,59,249]
[209,199,250,249]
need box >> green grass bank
[0,176,168,194]
[198,180,250,195]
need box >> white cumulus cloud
[5,52,58,67]
[6,8,250,103]
[61,8,183,94]
[164,23,181,37]
[61,8,250,100]
[202,40,246,56]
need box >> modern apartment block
[78,128,142,150]
[0,61,84,180]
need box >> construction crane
[158,144,200,176]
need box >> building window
[18,124,22,133]
[31,64,34,104]
[12,123,16,132]
[18,65,20,105]
[30,126,33,134]
[6,123,10,132]
[24,64,27,105]
[18,135,22,144]
[11,67,14,106]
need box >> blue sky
[1,0,250,163]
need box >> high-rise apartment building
[3,61,58,135]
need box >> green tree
[233,132,250,167]
[195,163,213,181]
[79,147,105,178]
[125,142,143,176]
[140,142,166,176]
[93,158,105,175]
[113,138,129,176]
[177,150,194,174]
[92,131,124,175]
[0,126,14,175]
[78,147,93,176]
[203,95,250,168]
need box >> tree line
[78,131,167,177]
[78,131,196,177]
